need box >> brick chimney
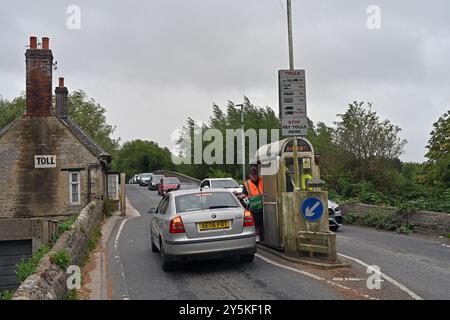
[25,36,53,117]
[55,77,68,119]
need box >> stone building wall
[0,116,103,220]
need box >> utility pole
[286,0,301,190]
[236,103,245,183]
[287,0,295,70]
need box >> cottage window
[69,172,81,205]
[108,174,119,200]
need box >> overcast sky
[1,0,449,163]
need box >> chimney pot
[25,36,53,117]
[30,36,37,49]
[42,37,49,50]
[55,77,69,119]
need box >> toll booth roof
[256,137,314,164]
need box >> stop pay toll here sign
[279,69,308,136]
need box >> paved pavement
[107,185,340,300]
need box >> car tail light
[169,216,185,234]
[243,210,255,227]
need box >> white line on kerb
[338,253,423,300]
[255,253,378,300]
[114,218,132,300]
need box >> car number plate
[198,220,231,231]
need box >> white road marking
[255,253,378,300]
[338,253,423,300]
[114,218,132,300]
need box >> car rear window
[164,178,180,184]
[175,192,241,213]
[211,179,239,188]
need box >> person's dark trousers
[252,209,264,242]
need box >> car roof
[205,178,236,181]
[169,188,232,197]
[162,177,180,181]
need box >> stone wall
[12,200,103,300]
[341,203,450,236]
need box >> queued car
[148,175,165,190]
[148,188,257,271]
[328,199,343,232]
[139,173,154,186]
[199,178,243,195]
[135,173,143,185]
[131,174,140,184]
[158,177,181,196]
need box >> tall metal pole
[287,0,295,70]
[236,104,246,184]
[241,104,245,184]
[287,0,300,190]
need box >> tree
[68,90,119,154]
[424,110,450,187]
[0,90,119,154]
[175,97,281,181]
[0,94,26,128]
[333,101,407,179]
[112,140,174,179]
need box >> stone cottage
[0,36,113,289]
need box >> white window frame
[69,171,81,205]
[107,174,119,200]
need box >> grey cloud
[1,0,449,163]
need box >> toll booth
[255,137,337,261]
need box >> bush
[54,215,78,241]
[343,211,414,234]
[16,245,51,283]
[103,198,117,217]
[66,289,77,300]
[50,250,71,270]
[207,168,230,179]
[0,290,13,300]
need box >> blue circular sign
[301,197,324,222]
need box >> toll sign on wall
[34,155,56,168]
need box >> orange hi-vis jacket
[245,178,263,197]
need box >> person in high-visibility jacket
[301,170,313,191]
[240,167,264,241]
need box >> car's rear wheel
[240,254,255,263]
[330,225,339,232]
[160,239,175,271]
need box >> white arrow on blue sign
[301,197,324,222]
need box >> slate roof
[0,113,111,163]
[58,116,111,161]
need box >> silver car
[328,199,343,232]
[148,188,257,271]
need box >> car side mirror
[240,185,244,189]
[148,208,157,214]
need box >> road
[337,225,450,300]
[108,185,340,300]
[108,184,449,300]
